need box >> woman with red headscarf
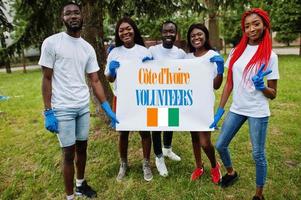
[210,8,279,200]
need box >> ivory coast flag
[147,108,179,127]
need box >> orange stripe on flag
[147,108,158,127]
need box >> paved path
[272,47,299,55]
[0,65,40,73]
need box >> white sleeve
[86,48,99,74]
[104,50,116,76]
[211,51,219,77]
[266,52,279,80]
[38,39,55,69]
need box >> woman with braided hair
[210,8,279,200]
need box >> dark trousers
[152,131,173,157]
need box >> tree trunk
[0,33,11,73]
[299,32,301,56]
[22,49,27,73]
[204,0,222,51]
[4,58,11,73]
[81,0,114,123]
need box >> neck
[66,30,80,38]
[248,38,261,45]
[124,42,135,48]
[194,47,208,57]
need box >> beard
[162,36,176,48]
[64,20,83,32]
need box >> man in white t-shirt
[39,2,117,200]
[149,21,185,177]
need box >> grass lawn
[0,55,300,200]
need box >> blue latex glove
[210,55,224,75]
[44,109,58,133]
[106,44,115,54]
[209,107,225,129]
[109,60,120,78]
[251,64,272,91]
[142,56,153,62]
[101,101,119,128]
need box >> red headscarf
[227,8,272,88]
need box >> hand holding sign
[109,60,120,78]
[210,55,224,75]
[142,56,153,62]
[251,64,272,91]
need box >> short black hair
[161,20,178,33]
[186,23,213,52]
[114,16,145,47]
[61,1,81,14]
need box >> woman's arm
[262,79,277,100]
[213,74,223,90]
[219,80,233,108]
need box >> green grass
[0,55,300,200]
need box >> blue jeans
[215,111,269,187]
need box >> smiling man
[148,21,186,177]
[39,2,117,200]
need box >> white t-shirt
[39,32,99,109]
[104,44,152,95]
[225,44,279,117]
[149,44,186,59]
[185,50,219,79]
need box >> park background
[0,0,300,199]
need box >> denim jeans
[215,111,269,187]
[54,105,90,147]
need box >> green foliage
[270,0,301,34]
[1,56,301,199]
[136,11,205,41]
[103,0,207,41]
[220,10,242,47]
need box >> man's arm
[88,72,119,127]
[41,66,58,133]
[42,67,53,109]
[88,72,107,103]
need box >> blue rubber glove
[251,64,272,91]
[106,44,115,54]
[142,56,153,62]
[209,107,225,129]
[101,101,119,128]
[44,109,58,133]
[109,60,120,78]
[210,55,224,75]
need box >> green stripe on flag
[168,108,179,127]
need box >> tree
[204,0,221,50]
[275,32,298,46]
[270,0,301,55]
[0,0,13,73]
[81,0,114,114]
